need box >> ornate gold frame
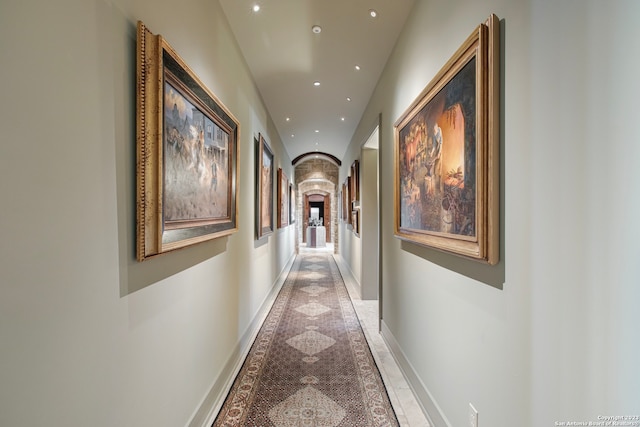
[255,133,274,239]
[393,14,499,264]
[136,21,239,261]
[277,168,289,229]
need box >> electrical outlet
[469,403,478,427]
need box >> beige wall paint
[342,0,640,426]
[2,0,639,426]
[359,147,379,300]
[0,1,294,426]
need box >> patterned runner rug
[213,253,399,427]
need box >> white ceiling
[218,0,416,164]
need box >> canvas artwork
[398,58,476,236]
[136,21,239,261]
[261,149,273,229]
[277,168,289,229]
[163,80,229,224]
[256,134,274,239]
[289,184,296,224]
[394,15,499,264]
[346,176,352,225]
[350,160,360,204]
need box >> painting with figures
[163,80,229,225]
[136,21,239,261]
[394,15,500,264]
[256,133,274,239]
[398,58,476,238]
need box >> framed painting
[352,209,360,237]
[136,21,239,261]
[346,176,352,226]
[289,183,296,224]
[350,160,360,204]
[256,133,274,239]
[342,183,348,221]
[277,168,289,228]
[393,14,499,264]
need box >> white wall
[0,1,295,426]
[344,0,640,426]
[360,147,379,300]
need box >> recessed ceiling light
[369,9,377,18]
[341,117,345,121]
[355,65,361,71]
[313,81,321,87]
[286,117,290,122]
[315,130,319,133]
[311,25,322,34]
[252,4,260,12]
[346,97,352,102]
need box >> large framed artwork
[277,168,289,228]
[136,21,239,261]
[289,183,296,224]
[350,160,360,204]
[393,14,500,264]
[352,209,360,237]
[346,176,352,226]
[256,133,274,239]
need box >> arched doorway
[303,193,331,243]
[294,158,339,253]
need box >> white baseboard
[187,252,296,427]
[332,253,362,300]
[380,321,452,427]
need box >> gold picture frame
[136,21,240,261]
[393,14,499,264]
[350,159,360,204]
[277,168,289,228]
[255,133,274,239]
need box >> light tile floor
[299,244,431,427]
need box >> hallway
[334,254,430,427]
[213,246,429,426]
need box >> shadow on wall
[121,238,229,296]
[396,18,508,291]
[113,20,231,296]
[400,240,505,289]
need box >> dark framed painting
[136,21,239,261]
[289,183,296,224]
[256,133,274,239]
[352,209,360,237]
[277,168,289,228]
[350,160,360,204]
[393,14,500,264]
[346,176,352,226]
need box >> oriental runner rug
[212,253,399,427]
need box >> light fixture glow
[355,65,361,71]
[286,117,290,122]
[312,25,322,34]
[313,81,321,86]
[252,4,260,12]
[346,97,352,102]
[315,130,319,133]
[369,9,377,18]
[341,117,345,121]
